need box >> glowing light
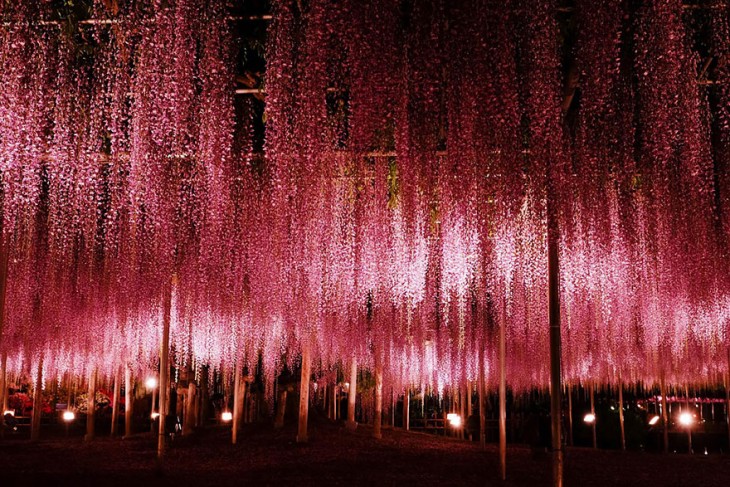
[145,377,158,389]
[649,415,660,426]
[221,411,233,422]
[583,413,596,424]
[62,411,75,422]
[150,412,160,420]
[679,412,693,426]
[447,413,462,427]
[3,410,15,417]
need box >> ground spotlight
[679,412,693,426]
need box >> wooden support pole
[479,346,486,449]
[124,366,133,437]
[499,309,507,480]
[111,367,120,436]
[460,384,466,440]
[404,390,410,431]
[567,384,573,446]
[618,382,626,451]
[232,362,242,444]
[274,388,287,428]
[661,376,669,453]
[0,351,7,425]
[85,368,97,442]
[726,368,730,451]
[0,236,9,429]
[547,180,563,487]
[347,357,357,430]
[685,385,692,454]
[590,383,597,449]
[373,352,383,439]
[31,358,43,441]
[297,339,311,443]
[157,276,173,459]
[184,379,196,436]
[726,350,730,452]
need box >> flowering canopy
[0,0,729,394]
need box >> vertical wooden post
[184,378,196,436]
[460,384,466,440]
[661,376,669,453]
[111,367,120,436]
[150,380,158,433]
[373,351,383,439]
[467,381,473,417]
[0,351,7,424]
[726,350,730,451]
[403,390,410,431]
[232,361,242,444]
[274,388,287,428]
[157,276,173,459]
[30,358,43,441]
[85,368,97,442]
[297,338,311,443]
[589,383,597,449]
[499,309,507,480]
[0,237,9,429]
[479,345,486,449]
[567,384,573,446]
[685,385,692,454]
[124,366,133,437]
[547,183,563,487]
[346,357,357,430]
[618,382,625,451]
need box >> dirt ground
[1,416,729,487]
